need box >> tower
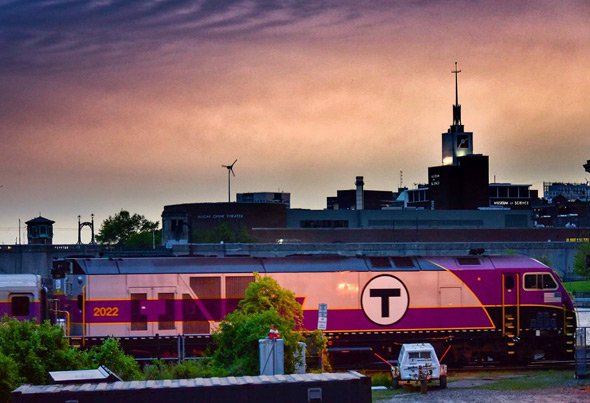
[25,216,55,245]
[355,176,364,210]
[442,62,473,166]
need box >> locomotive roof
[0,274,41,287]
[67,255,548,275]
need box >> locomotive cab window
[504,275,515,290]
[523,273,558,290]
[11,295,30,316]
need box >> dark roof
[25,216,55,225]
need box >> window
[542,274,557,289]
[457,257,480,266]
[504,275,514,290]
[524,273,558,290]
[11,295,30,316]
[409,351,431,359]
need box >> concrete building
[543,182,590,202]
[236,192,291,207]
[326,176,394,210]
[161,202,287,246]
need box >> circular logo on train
[361,275,409,326]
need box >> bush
[87,338,142,381]
[210,274,304,375]
[0,317,88,385]
[0,353,19,403]
[144,358,229,380]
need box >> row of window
[505,273,558,291]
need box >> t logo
[361,275,409,326]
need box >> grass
[464,370,585,391]
[369,369,590,402]
[564,279,590,294]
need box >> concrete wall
[0,241,582,282]
[172,241,580,280]
[0,245,101,278]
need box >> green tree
[573,242,590,277]
[96,210,160,247]
[87,338,142,381]
[0,317,90,399]
[0,353,19,403]
[211,274,304,375]
[195,223,253,243]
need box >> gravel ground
[376,387,590,402]
[374,379,590,402]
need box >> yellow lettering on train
[93,307,119,317]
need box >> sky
[1,0,589,244]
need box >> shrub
[87,338,142,381]
[210,274,304,375]
[0,317,88,385]
[0,353,19,403]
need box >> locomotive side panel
[0,274,43,322]
[83,273,256,337]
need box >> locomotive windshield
[523,273,558,290]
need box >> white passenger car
[391,343,447,389]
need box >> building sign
[317,303,328,330]
[490,199,530,209]
[429,173,440,187]
[196,214,245,220]
[361,275,409,326]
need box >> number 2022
[93,307,119,317]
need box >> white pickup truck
[391,343,447,390]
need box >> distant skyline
[1,1,589,244]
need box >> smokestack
[355,176,364,210]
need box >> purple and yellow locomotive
[47,254,575,365]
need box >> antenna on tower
[222,159,238,202]
[451,61,462,126]
[399,170,404,189]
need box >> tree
[194,223,253,243]
[211,274,304,375]
[0,353,19,403]
[573,242,590,277]
[86,338,142,381]
[0,317,90,399]
[96,210,160,247]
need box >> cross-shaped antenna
[222,159,238,202]
[452,61,461,107]
[451,61,462,126]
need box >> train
[3,254,577,367]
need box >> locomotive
[45,254,576,366]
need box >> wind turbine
[222,159,237,202]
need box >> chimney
[355,176,364,210]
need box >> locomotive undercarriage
[325,323,575,369]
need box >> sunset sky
[1,1,589,244]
